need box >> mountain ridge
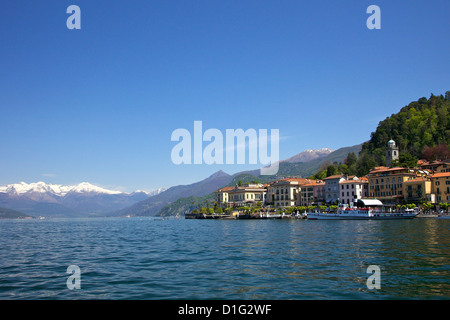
[282,148,334,163]
[0,182,166,217]
[119,144,362,217]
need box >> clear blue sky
[1,0,449,192]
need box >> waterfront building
[323,174,346,204]
[367,166,427,206]
[298,180,325,206]
[225,184,267,207]
[214,186,234,206]
[339,177,369,205]
[430,172,450,203]
[266,178,310,208]
[403,176,433,203]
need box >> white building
[339,177,369,206]
[323,174,346,204]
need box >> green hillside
[356,92,450,174]
[0,207,33,219]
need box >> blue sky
[1,0,449,192]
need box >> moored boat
[307,199,418,220]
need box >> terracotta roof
[369,167,409,174]
[301,181,325,187]
[215,186,235,192]
[417,159,427,165]
[271,178,311,185]
[322,175,342,180]
[404,177,430,183]
[431,172,450,178]
[339,179,368,184]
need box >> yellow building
[367,166,420,205]
[225,184,267,206]
[214,186,234,206]
[430,172,450,203]
[266,178,310,208]
[403,177,432,203]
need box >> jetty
[184,212,306,220]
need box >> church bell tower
[386,139,399,167]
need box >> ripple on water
[0,218,449,299]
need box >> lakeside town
[187,140,450,219]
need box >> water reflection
[0,218,449,299]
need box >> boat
[307,199,419,220]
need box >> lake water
[0,217,449,299]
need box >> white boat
[307,199,418,220]
[307,208,418,220]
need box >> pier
[184,212,307,220]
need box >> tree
[422,144,450,161]
[356,152,378,176]
[422,202,432,213]
[326,164,338,177]
[391,152,418,168]
[345,152,358,167]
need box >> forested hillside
[355,92,450,173]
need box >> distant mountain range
[0,182,166,218]
[0,145,361,218]
[115,170,233,217]
[120,144,362,217]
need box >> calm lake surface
[0,217,449,299]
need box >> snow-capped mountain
[0,182,166,218]
[131,187,167,197]
[282,148,334,163]
[0,181,123,196]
